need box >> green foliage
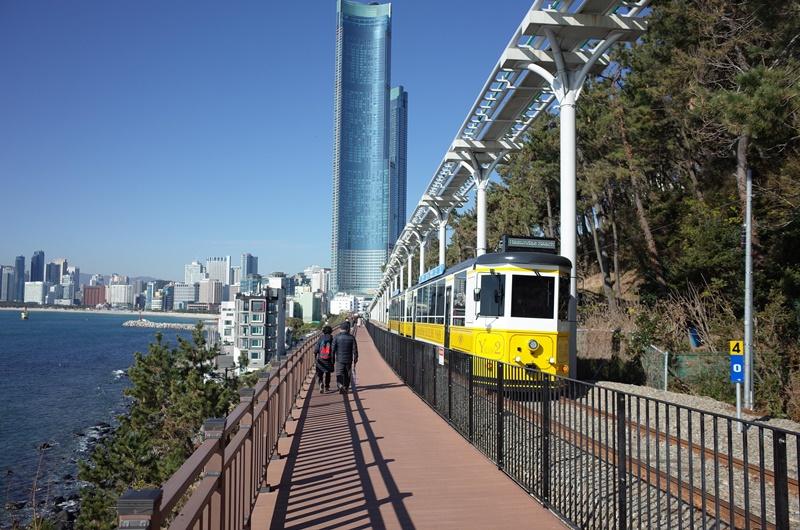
[77,325,243,529]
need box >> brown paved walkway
[252,328,565,530]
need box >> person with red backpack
[315,325,334,392]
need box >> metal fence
[367,323,799,530]
[116,333,319,530]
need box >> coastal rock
[122,319,197,330]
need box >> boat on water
[20,309,28,320]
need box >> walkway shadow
[269,381,414,529]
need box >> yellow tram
[385,237,573,380]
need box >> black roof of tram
[405,252,572,292]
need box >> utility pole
[744,169,754,410]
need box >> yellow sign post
[729,340,744,427]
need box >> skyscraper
[14,256,25,302]
[389,85,408,249]
[206,256,232,285]
[30,251,44,282]
[331,0,393,296]
[0,266,14,301]
[241,253,258,278]
[184,261,206,284]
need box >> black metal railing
[367,322,799,530]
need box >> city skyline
[0,1,537,279]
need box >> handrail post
[616,392,627,530]
[468,354,474,442]
[542,375,551,501]
[203,417,227,530]
[774,432,790,529]
[257,371,272,491]
[447,348,453,420]
[497,362,504,470]
[117,488,162,530]
[239,387,255,519]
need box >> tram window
[433,280,445,324]
[511,275,555,319]
[558,276,570,321]
[452,272,466,326]
[418,286,428,322]
[479,274,505,317]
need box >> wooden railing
[116,334,319,530]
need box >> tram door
[443,285,452,348]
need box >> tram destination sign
[499,235,557,254]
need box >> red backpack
[319,339,332,361]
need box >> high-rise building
[230,266,241,286]
[184,261,206,284]
[24,282,46,305]
[83,285,106,306]
[0,266,14,301]
[198,278,223,304]
[173,282,199,310]
[389,85,408,249]
[66,266,80,290]
[331,0,392,296]
[30,251,44,282]
[241,253,258,278]
[206,256,231,285]
[14,256,25,302]
[109,273,129,285]
[89,273,104,286]
[107,284,134,308]
[45,263,60,285]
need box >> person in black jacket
[332,321,358,394]
[314,326,334,392]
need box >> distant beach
[0,306,218,321]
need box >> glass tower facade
[14,256,25,301]
[331,0,392,296]
[30,250,44,283]
[389,85,408,250]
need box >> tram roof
[394,251,572,295]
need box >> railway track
[561,395,800,498]
[504,398,776,530]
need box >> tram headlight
[548,356,556,365]
[514,356,522,363]
[528,339,539,351]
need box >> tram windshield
[478,274,505,317]
[511,275,555,319]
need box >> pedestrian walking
[314,325,334,392]
[332,320,358,394]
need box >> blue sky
[0,0,534,279]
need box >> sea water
[0,310,199,524]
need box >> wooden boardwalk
[252,328,565,530]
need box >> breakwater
[122,319,198,330]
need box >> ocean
[0,310,203,526]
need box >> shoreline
[0,306,219,320]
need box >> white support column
[561,96,579,379]
[438,220,447,266]
[407,254,413,287]
[419,241,426,276]
[399,265,404,292]
[523,30,622,380]
[476,179,489,256]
